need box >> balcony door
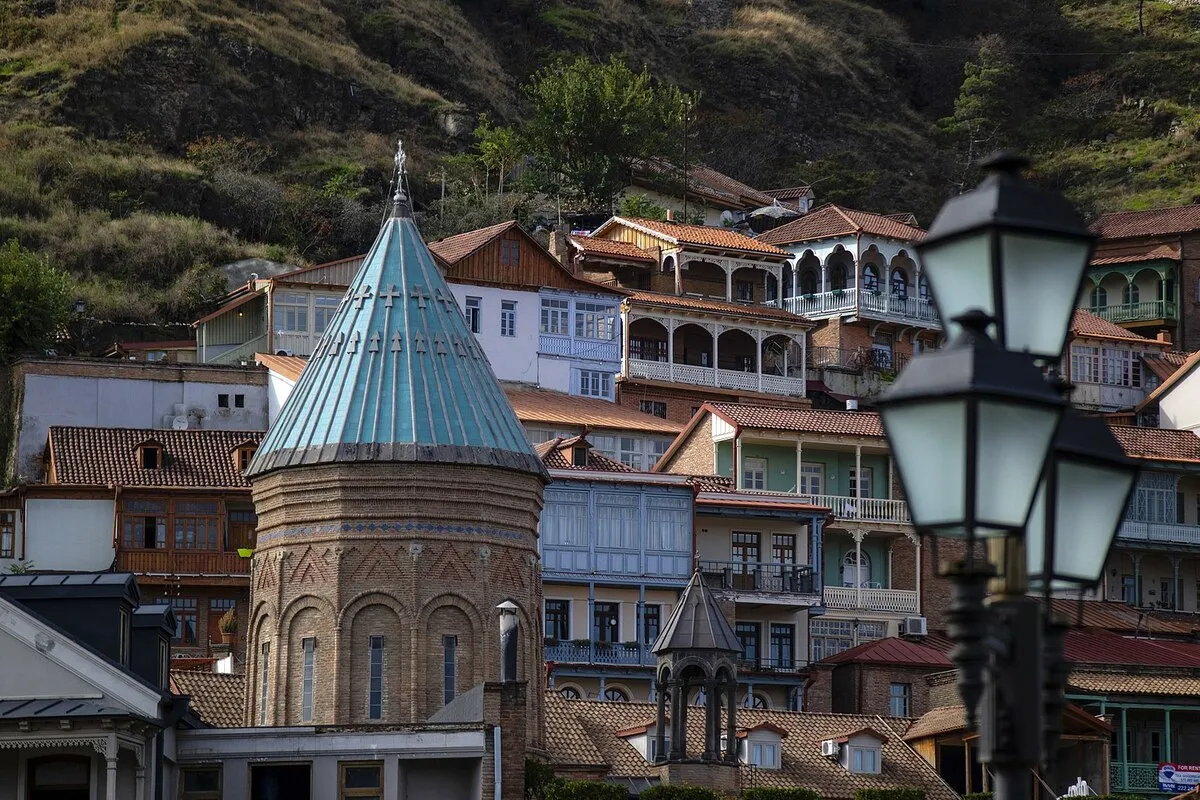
[732,533,760,590]
[593,602,619,643]
[842,550,871,588]
[736,622,760,669]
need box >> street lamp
[880,153,1121,800]
[916,152,1096,360]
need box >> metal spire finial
[390,138,411,216]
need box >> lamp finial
[390,138,411,217]
[977,150,1030,176]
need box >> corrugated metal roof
[247,198,545,478]
[821,636,952,667]
[0,698,134,720]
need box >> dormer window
[827,727,887,775]
[735,722,787,770]
[851,745,880,773]
[749,740,781,769]
[136,442,162,470]
[571,446,588,467]
[233,443,258,472]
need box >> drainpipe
[493,725,503,800]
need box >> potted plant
[544,636,559,647]
[623,640,640,651]
[571,638,591,650]
[218,608,237,645]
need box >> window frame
[0,510,15,559]
[258,641,271,725]
[545,599,570,641]
[642,604,661,645]
[180,766,222,800]
[171,597,199,645]
[888,682,911,717]
[850,745,881,774]
[593,601,620,643]
[743,457,767,491]
[339,761,384,800]
[368,635,384,720]
[464,296,482,334]
[443,634,458,706]
[577,369,613,399]
[301,636,316,722]
[274,291,310,333]
[500,299,517,338]
[639,400,668,419]
[574,302,616,340]
[540,297,570,335]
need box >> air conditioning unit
[902,616,928,637]
[820,739,839,758]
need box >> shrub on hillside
[743,790,821,800]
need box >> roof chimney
[846,398,859,412]
[547,224,570,268]
[1158,329,1173,345]
[665,208,675,222]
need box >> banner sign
[1158,763,1200,793]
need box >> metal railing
[804,494,911,524]
[627,359,806,396]
[780,289,940,327]
[699,561,816,595]
[1093,300,1178,324]
[1118,518,1200,546]
[823,585,919,613]
[807,346,910,376]
[544,641,655,666]
[1110,762,1160,793]
[737,656,806,674]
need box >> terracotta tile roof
[427,220,518,265]
[47,427,263,488]
[690,474,735,493]
[535,436,636,473]
[885,213,920,226]
[503,386,684,435]
[606,217,790,257]
[170,671,245,728]
[1070,309,1165,344]
[544,693,956,800]
[821,637,952,668]
[627,291,810,324]
[570,235,657,263]
[689,165,777,209]
[1108,425,1200,463]
[903,705,967,741]
[762,186,813,201]
[1144,351,1193,383]
[1068,671,1200,697]
[254,352,306,382]
[1138,349,1200,410]
[1044,598,1198,637]
[1091,241,1182,266]
[758,204,926,246]
[709,402,884,437]
[1093,204,1200,239]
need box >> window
[596,493,637,547]
[218,393,230,408]
[799,463,824,496]
[618,437,644,469]
[368,635,384,720]
[849,467,873,498]
[146,350,166,362]
[276,292,309,332]
[1151,730,1163,763]
[890,269,908,297]
[1160,278,1176,302]
[561,686,582,700]
[465,297,481,334]
[443,635,457,705]
[340,762,383,800]
[830,264,847,290]
[640,400,668,419]
[646,495,689,551]
[500,238,521,267]
[851,746,880,774]
[234,393,245,408]
[208,598,236,645]
[1091,286,1107,309]
[578,369,612,399]
[541,489,588,546]
[842,550,871,588]
[603,687,629,702]
[500,300,516,337]
[314,295,341,333]
[862,265,879,292]
[181,767,222,800]
[139,445,160,470]
[572,445,588,466]
[575,302,615,340]
[172,598,198,645]
[0,511,14,559]
[1072,345,1142,387]
[772,534,796,564]
[735,280,754,301]
[1122,574,1138,605]
[259,641,271,725]
[649,733,671,761]
[1179,491,1187,524]
[733,532,760,567]
[769,623,794,669]
[175,501,220,550]
[736,622,760,668]
[800,270,818,295]
[1161,578,1174,608]
[918,276,930,300]
[540,298,569,334]
[750,741,781,769]
[889,683,911,716]
[1124,282,1139,305]
[545,599,570,641]
[648,439,671,470]
[236,446,257,472]
[643,605,661,645]
[301,637,315,722]
[743,457,767,490]
[811,619,853,661]
[593,601,619,643]
[630,338,667,361]
[123,499,166,548]
[119,608,130,665]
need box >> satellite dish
[171,416,189,431]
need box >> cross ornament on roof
[393,139,408,204]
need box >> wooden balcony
[116,549,250,578]
[823,585,919,614]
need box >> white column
[755,329,764,391]
[675,255,684,295]
[135,766,145,800]
[667,318,676,382]
[820,261,828,292]
[620,305,631,377]
[907,532,922,614]
[735,434,744,490]
[105,735,119,800]
[712,326,720,378]
[854,529,865,609]
[795,439,803,496]
[791,263,798,299]
[854,445,863,499]
[725,262,733,302]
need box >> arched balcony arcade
[1083,264,1178,325]
[782,247,937,328]
[673,253,785,306]
[624,312,808,397]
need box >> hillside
[1,0,1199,337]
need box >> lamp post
[878,152,1138,800]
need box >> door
[251,763,312,800]
[842,550,871,587]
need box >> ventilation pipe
[497,600,518,683]
[846,398,859,411]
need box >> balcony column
[712,324,720,379]
[587,583,596,663]
[853,529,866,609]
[637,585,646,659]
[735,434,744,490]
[755,328,764,392]
[667,318,676,383]
[1120,706,1129,791]
[1173,557,1181,610]
[906,532,922,614]
[1166,709,1173,763]
[795,439,803,496]
[820,261,828,293]
[854,445,863,501]
[598,676,607,698]
[887,454,894,501]
[1133,555,1142,606]
[620,304,631,377]
[791,263,798,299]
[675,255,684,296]
[725,260,733,302]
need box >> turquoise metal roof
[247,185,546,478]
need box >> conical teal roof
[247,160,545,479]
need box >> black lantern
[878,310,1066,541]
[916,152,1096,361]
[1026,407,1139,590]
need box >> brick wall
[659,417,716,475]
[616,381,810,426]
[1180,232,1200,351]
[847,663,940,718]
[656,760,741,794]
[927,671,960,708]
[482,682,529,800]
[890,537,918,592]
[919,537,987,634]
[805,665,834,712]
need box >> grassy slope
[0,0,1198,331]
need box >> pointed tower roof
[651,570,742,655]
[247,142,546,479]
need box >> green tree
[618,193,668,220]
[521,55,696,210]
[940,36,1018,184]
[0,239,72,361]
[474,114,524,197]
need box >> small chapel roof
[650,570,742,655]
[247,143,545,478]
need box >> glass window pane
[343,765,382,789]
